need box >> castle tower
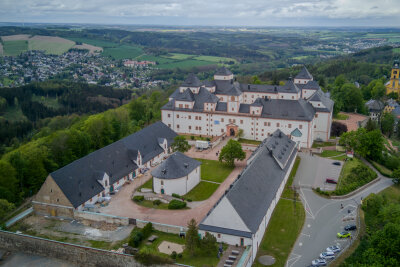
[386,60,400,98]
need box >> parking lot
[294,152,342,191]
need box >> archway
[230,128,235,136]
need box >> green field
[157,59,215,69]
[394,48,400,54]
[102,45,144,59]
[193,55,237,63]
[3,40,28,56]
[183,181,219,201]
[196,158,234,183]
[66,37,119,48]
[164,53,194,60]
[28,40,74,55]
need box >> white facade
[153,166,200,196]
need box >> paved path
[334,112,368,132]
[287,153,393,267]
[100,151,250,227]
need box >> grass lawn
[336,158,377,193]
[312,141,335,148]
[183,181,219,201]
[138,177,153,191]
[334,113,349,120]
[163,53,194,60]
[196,158,234,183]
[3,40,28,56]
[253,198,305,267]
[238,138,262,145]
[28,39,74,55]
[281,157,301,199]
[103,45,144,59]
[135,199,170,210]
[319,150,345,159]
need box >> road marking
[299,187,315,219]
[301,233,311,237]
[287,253,301,267]
[307,224,311,228]
[299,242,303,246]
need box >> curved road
[287,153,393,267]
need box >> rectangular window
[240,120,243,124]
[299,125,302,129]
[315,114,318,118]
[176,114,179,118]
[168,124,171,127]
[189,115,191,119]
[221,129,224,132]
[217,234,221,238]
[177,124,180,128]
[277,123,280,127]
[314,125,316,128]
[161,181,164,185]
[189,126,192,130]
[288,124,292,128]
[179,104,183,108]
[185,104,189,108]
[168,114,171,118]
[221,118,224,122]
[264,122,267,126]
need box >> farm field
[29,39,75,55]
[2,40,28,56]
[102,45,144,59]
[157,59,215,69]
[66,37,119,48]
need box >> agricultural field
[66,37,119,48]
[102,44,144,59]
[157,59,215,69]
[2,40,28,56]
[393,48,400,54]
[193,55,237,63]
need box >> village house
[33,122,177,218]
[199,129,298,264]
[151,152,201,196]
[161,66,333,148]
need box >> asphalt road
[287,153,393,267]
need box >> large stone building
[161,66,333,148]
[386,60,400,98]
[199,130,298,264]
[33,122,177,218]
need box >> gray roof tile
[295,66,313,80]
[152,152,201,179]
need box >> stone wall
[74,210,129,226]
[0,230,141,267]
[136,219,185,234]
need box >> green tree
[172,136,191,153]
[219,139,246,167]
[185,218,199,256]
[0,199,15,221]
[393,169,400,185]
[371,80,386,100]
[200,232,217,255]
[381,112,395,137]
[0,160,18,203]
[365,118,378,132]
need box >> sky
[1,0,400,27]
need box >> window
[189,115,191,119]
[50,189,52,193]
[218,234,221,238]
[315,114,318,118]
[177,124,180,128]
[232,108,234,111]
[314,125,316,128]
[161,181,164,185]
[179,104,183,108]
[264,122,267,126]
[288,124,291,128]
[221,129,224,132]
[299,125,302,129]
[240,120,243,124]
[277,123,280,127]
[168,124,171,127]
[281,96,284,99]
[57,198,59,202]
[189,126,192,130]
[185,104,189,108]
[221,118,224,122]
[199,127,202,130]
[176,114,179,118]
[292,96,294,99]
[168,114,171,118]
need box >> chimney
[184,163,188,168]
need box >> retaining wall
[74,210,129,226]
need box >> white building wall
[313,112,331,141]
[294,78,312,84]
[214,74,234,80]
[153,166,200,196]
[302,89,317,100]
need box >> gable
[35,175,74,208]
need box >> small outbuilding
[152,152,201,196]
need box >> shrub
[129,229,143,247]
[153,199,161,206]
[142,222,153,239]
[133,195,144,202]
[177,253,183,258]
[168,199,187,209]
[206,137,211,141]
[170,251,177,259]
[186,198,192,202]
[135,247,173,265]
[172,193,182,199]
[190,135,195,140]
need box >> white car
[327,245,341,253]
[320,251,335,259]
[312,259,327,266]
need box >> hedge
[168,199,186,209]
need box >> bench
[225,260,234,265]
[231,250,239,255]
[224,265,231,267]
[228,255,237,260]
[148,235,158,243]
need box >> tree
[0,160,18,203]
[185,218,199,256]
[200,232,217,255]
[172,136,191,153]
[365,118,378,132]
[331,121,347,137]
[371,80,386,100]
[393,169,400,185]
[381,112,395,137]
[0,199,14,221]
[219,139,246,167]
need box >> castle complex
[162,66,334,148]
[386,60,400,98]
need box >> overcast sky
[1,0,400,27]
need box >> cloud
[0,0,399,26]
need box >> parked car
[332,162,341,166]
[337,231,351,238]
[320,251,335,259]
[312,258,327,266]
[344,224,357,231]
[326,245,341,253]
[325,178,337,184]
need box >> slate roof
[181,73,202,87]
[295,66,313,80]
[200,129,297,235]
[257,98,315,121]
[296,80,321,90]
[215,80,243,96]
[309,89,334,112]
[215,66,233,76]
[50,122,177,208]
[175,88,195,102]
[365,99,384,112]
[239,80,300,94]
[151,152,201,179]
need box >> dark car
[332,162,341,166]
[344,224,357,231]
[326,178,337,184]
